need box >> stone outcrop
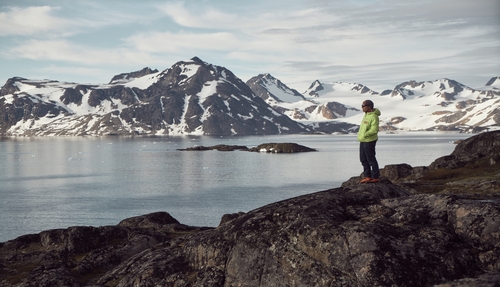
[249,142,317,153]
[1,131,499,286]
[109,67,159,84]
[0,212,210,287]
[178,143,317,153]
[178,144,250,152]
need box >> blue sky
[0,0,499,92]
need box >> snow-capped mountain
[485,76,500,87]
[0,57,498,137]
[251,76,500,133]
[246,74,305,105]
[108,67,159,84]
[0,57,310,136]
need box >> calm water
[0,132,472,242]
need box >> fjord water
[0,133,471,242]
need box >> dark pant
[360,141,380,179]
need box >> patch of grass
[422,169,465,181]
[186,271,199,283]
[169,230,202,239]
[410,162,500,197]
[421,164,499,181]
[105,278,122,287]
[3,262,39,285]
[71,252,89,263]
[71,267,109,286]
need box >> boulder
[92,184,499,287]
[430,130,500,170]
[0,213,209,287]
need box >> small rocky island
[1,131,499,286]
[178,142,317,153]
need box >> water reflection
[0,133,471,241]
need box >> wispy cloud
[125,31,242,53]
[157,1,241,29]
[0,6,69,36]
[7,39,159,66]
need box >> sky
[0,0,499,92]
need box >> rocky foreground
[1,131,499,287]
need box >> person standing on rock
[358,100,381,183]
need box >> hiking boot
[360,177,371,183]
[368,178,379,183]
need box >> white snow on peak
[303,80,322,96]
[197,80,218,103]
[124,71,162,89]
[486,77,500,88]
[179,63,200,79]
[266,77,500,132]
[260,77,302,103]
[221,70,228,79]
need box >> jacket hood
[371,108,381,116]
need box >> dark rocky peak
[396,79,464,92]
[190,56,207,65]
[394,80,425,90]
[351,83,379,95]
[246,73,270,85]
[154,57,252,97]
[391,87,415,99]
[304,79,323,97]
[247,73,277,84]
[0,77,26,96]
[109,67,159,84]
[260,73,274,80]
[440,78,466,93]
[380,89,392,96]
[386,81,420,99]
[246,73,305,103]
[485,76,500,87]
[389,78,469,100]
[140,57,308,136]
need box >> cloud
[279,42,500,91]
[0,6,68,36]
[0,4,153,38]
[6,39,161,66]
[152,0,498,70]
[125,31,242,53]
[157,1,329,33]
[158,1,241,29]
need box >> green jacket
[357,108,381,142]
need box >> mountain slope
[246,73,305,104]
[0,57,310,136]
[1,57,498,136]
[250,77,500,133]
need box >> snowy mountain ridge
[246,73,305,105]
[0,57,498,136]
[0,57,309,136]
[249,75,500,133]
